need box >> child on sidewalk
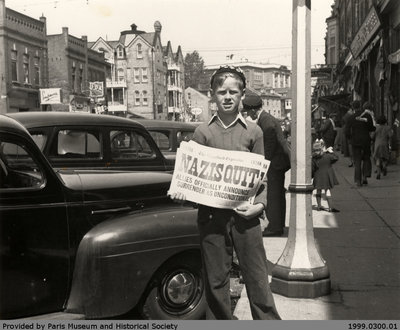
[312,139,340,212]
[372,115,393,179]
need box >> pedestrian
[320,112,337,148]
[341,102,357,167]
[243,94,291,237]
[312,139,340,212]
[169,65,281,320]
[345,101,376,186]
[372,115,393,179]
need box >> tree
[184,51,205,90]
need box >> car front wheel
[141,253,206,320]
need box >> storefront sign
[69,95,90,112]
[388,49,400,64]
[40,88,61,104]
[350,7,381,59]
[89,81,104,98]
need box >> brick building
[0,0,48,113]
[47,27,109,112]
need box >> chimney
[39,15,47,35]
[131,24,137,32]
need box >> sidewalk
[234,153,400,320]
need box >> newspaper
[168,141,270,209]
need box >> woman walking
[372,115,393,179]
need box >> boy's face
[211,76,244,116]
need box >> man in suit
[345,101,376,186]
[243,94,291,237]
[320,113,337,148]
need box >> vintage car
[134,119,199,161]
[8,112,174,172]
[0,115,205,320]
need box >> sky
[7,0,334,67]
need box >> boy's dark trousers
[197,206,281,320]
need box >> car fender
[66,205,199,319]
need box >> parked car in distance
[134,119,200,161]
[8,112,174,172]
[0,115,205,320]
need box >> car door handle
[91,206,131,215]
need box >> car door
[0,132,70,319]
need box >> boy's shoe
[316,206,325,211]
[362,179,368,185]
[376,174,381,180]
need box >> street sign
[191,107,202,116]
[89,81,104,98]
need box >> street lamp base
[271,277,331,298]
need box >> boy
[170,66,281,320]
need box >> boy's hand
[169,192,187,203]
[234,203,264,220]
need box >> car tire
[140,252,206,320]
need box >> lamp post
[270,0,331,298]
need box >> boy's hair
[210,66,246,91]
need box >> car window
[0,140,45,189]
[149,131,170,151]
[110,130,156,160]
[31,133,47,151]
[55,129,101,159]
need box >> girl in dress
[312,139,340,212]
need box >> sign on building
[40,88,61,104]
[350,6,381,59]
[89,81,104,98]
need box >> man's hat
[242,94,263,110]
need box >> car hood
[59,170,172,202]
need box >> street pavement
[234,152,400,320]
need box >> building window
[142,91,148,105]
[71,66,76,92]
[137,43,143,59]
[23,54,29,84]
[142,68,148,83]
[135,91,140,105]
[134,68,140,83]
[34,57,40,86]
[169,71,176,85]
[79,68,83,93]
[117,68,124,82]
[117,47,124,58]
[11,50,18,82]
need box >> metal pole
[270,0,331,298]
